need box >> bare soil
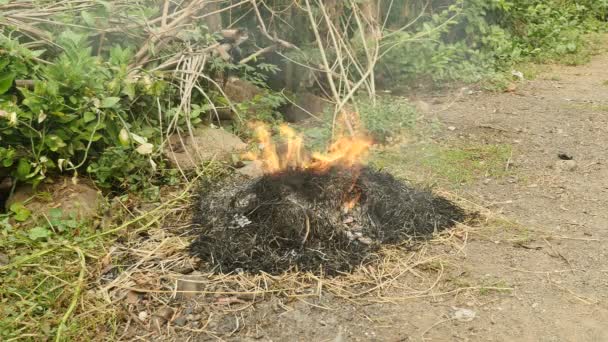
[111,53,608,342]
[223,54,608,341]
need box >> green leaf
[81,11,96,27]
[83,111,97,123]
[45,135,67,152]
[10,203,31,222]
[31,49,46,58]
[100,97,121,108]
[0,71,16,95]
[15,159,32,180]
[49,208,63,219]
[28,226,52,240]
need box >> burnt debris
[190,166,466,275]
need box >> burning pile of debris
[190,118,466,275]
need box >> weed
[479,280,512,295]
[0,208,109,340]
[300,96,419,151]
[372,143,513,187]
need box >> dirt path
[407,54,608,341]
[226,55,608,341]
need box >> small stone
[453,307,476,322]
[156,307,174,321]
[557,160,577,172]
[138,311,148,322]
[448,126,456,131]
[173,316,188,327]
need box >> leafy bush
[0,31,167,190]
[377,0,607,88]
[0,15,283,197]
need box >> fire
[244,114,372,212]
[245,118,372,175]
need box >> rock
[172,316,188,327]
[155,307,175,321]
[453,307,476,322]
[6,178,101,221]
[284,92,330,123]
[164,127,247,171]
[224,77,263,104]
[152,307,174,332]
[511,70,524,81]
[236,160,264,179]
[213,77,264,121]
[175,273,205,299]
[557,160,577,172]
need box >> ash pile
[190,166,466,275]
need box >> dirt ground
[109,53,608,342]
[223,55,608,341]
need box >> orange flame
[245,113,372,210]
[246,117,372,175]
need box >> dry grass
[79,184,521,340]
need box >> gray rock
[284,92,330,122]
[172,316,188,327]
[453,307,476,322]
[164,127,247,171]
[223,77,263,104]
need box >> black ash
[190,166,465,275]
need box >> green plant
[299,96,418,151]
[376,0,607,88]
[0,208,105,341]
[357,97,418,143]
